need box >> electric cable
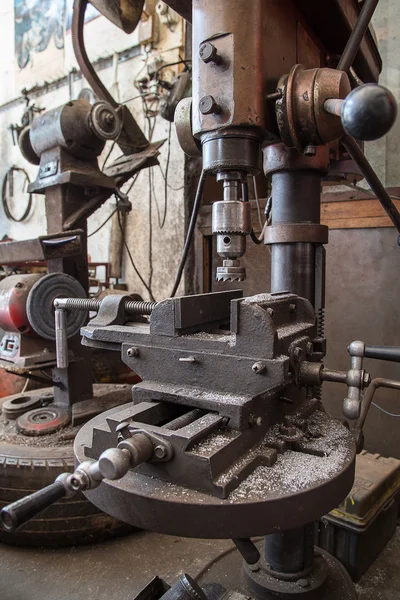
[102,141,116,170]
[170,170,207,297]
[159,121,172,229]
[87,208,117,237]
[158,164,184,191]
[253,176,264,230]
[155,60,192,80]
[2,166,32,222]
[371,402,400,417]
[115,194,156,302]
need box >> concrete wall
[0,0,186,301]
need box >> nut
[297,579,309,588]
[363,371,371,387]
[199,42,218,64]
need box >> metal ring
[1,395,44,420]
[264,224,329,245]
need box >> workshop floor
[0,527,399,600]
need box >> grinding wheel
[26,272,87,341]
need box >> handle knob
[0,479,68,532]
[341,84,397,141]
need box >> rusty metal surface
[166,0,381,83]
[0,231,84,266]
[264,143,330,176]
[264,224,329,245]
[63,141,164,230]
[89,0,144,33]
[276,66,351,151]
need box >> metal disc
[26,273,87,341]
[1,395,44,420]
[75,405,356,539]
[17,406,70,436]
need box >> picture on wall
[14,0,66,69]
[14,0,100,70]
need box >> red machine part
[0,274,42,336]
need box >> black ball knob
[341,84,397,141]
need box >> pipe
[337,0,380,73]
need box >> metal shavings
[190,432,238,456]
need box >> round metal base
[75,406,356,539]
[198,545,357,600]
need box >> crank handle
[0,473,74,532]
[0,437,154,532]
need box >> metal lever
[324,84,397,141]
[0,477,70,532]
[364,345,400,363]
[0,436,154,532]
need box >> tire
[0,440,135,546]
[0,385,136,546]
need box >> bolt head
[303,145,316,157]
[127,347,139,358]
[154,445,167,459]
[252,362,266,374]
[289,303,296,314]
[199,95,221,115]
[199,42,217,64]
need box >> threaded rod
[165,409,205,431]
[55,297,157,316]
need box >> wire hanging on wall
[1,166,33,223]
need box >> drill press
[2,0,400,597]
